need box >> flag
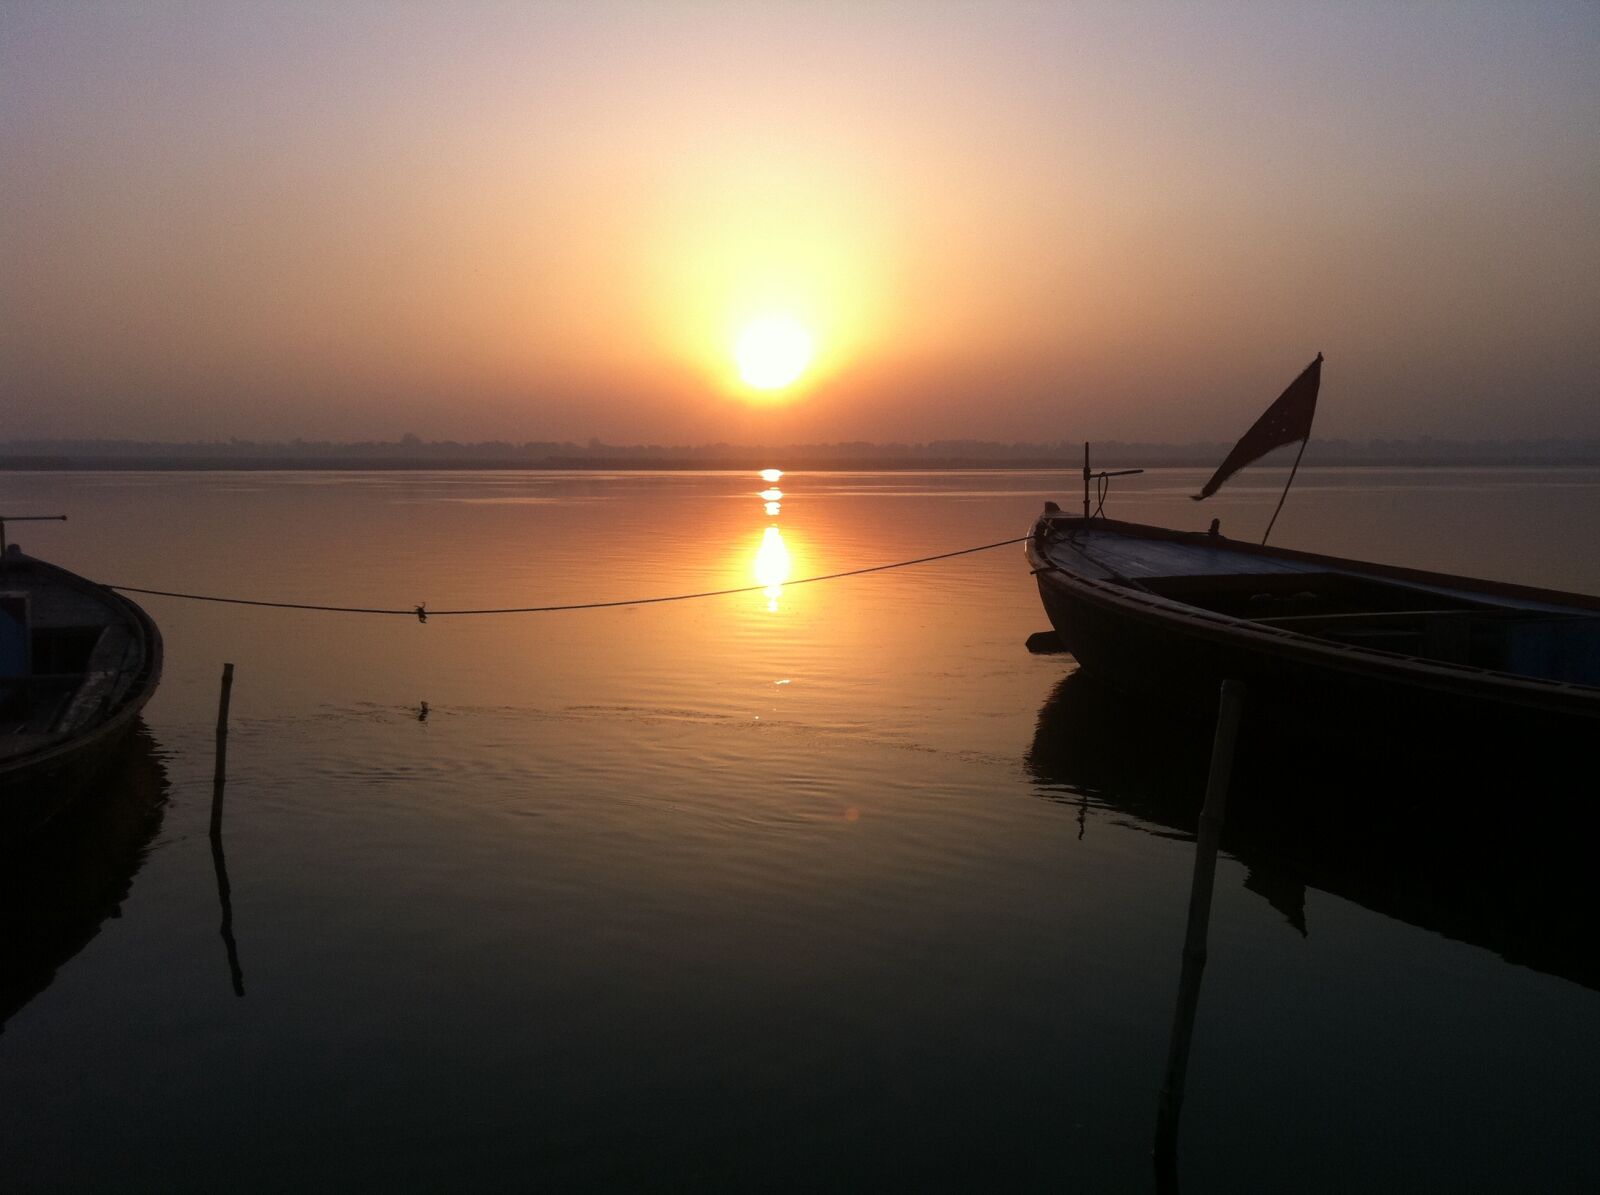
[1193,353,1322,500]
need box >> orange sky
[3,2,1597,443]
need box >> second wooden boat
[1027,508,1600,747]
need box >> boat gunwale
[1036,514,1600,612]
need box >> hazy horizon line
[4,434,1599,471]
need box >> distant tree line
[2,435,1597,470]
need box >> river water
[2,467,1597,1191]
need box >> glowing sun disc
[736,316,813,390]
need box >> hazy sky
[4,1,1597,443]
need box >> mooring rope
[106,535,1033,621]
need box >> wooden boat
[1026,507,1600,748]
[0,544,163,838]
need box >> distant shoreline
[6,436,1600,472]
[4,454,1600,472]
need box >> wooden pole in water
[1153,678,1245,1184]
[211,662,234,833]
[210,662,244,996]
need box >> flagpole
[1260,437,1308,546]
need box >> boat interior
[1139,571,1600,686]
[1,582,141,749]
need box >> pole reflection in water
[1153,681,1244,1192]
[210,664,245,997]
[208,828,245,997]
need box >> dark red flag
[1193,354,1322,500]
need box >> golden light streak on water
[753,525,791,612]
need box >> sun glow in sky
[2,3,1597,442]
[735,316,814,392]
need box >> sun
[735,315,814,390]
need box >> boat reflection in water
[0,723,169,1032]
[1026,669,1598,990]
[1030,669,1597,1189]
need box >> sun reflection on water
[750,468,795,612]
[754,526,791,612]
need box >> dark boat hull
[0,698,158,834]
[0,557,163,840]
[1028,516,1600,753]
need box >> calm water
[2,467,1598,1191]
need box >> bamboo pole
[210,662,234,831]
[1153,679,1246,1183]
[1261,438,1309,545]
